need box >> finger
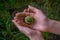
[14,17,17,20]
[23,9,29,12]
[15,12,21,16]
[23,9,30,15]
[23,9,27,13]
[14,17,19,21]
[14,18,18,22]
[23,9,35,16]
[12,20,33,36]
[28,5,38,13]
[15,13,26,19]
[26,8,30,12]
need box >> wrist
[48,19,55,32]
[48,19,60,35]
[29,31,44,40]
[30,36,44,40]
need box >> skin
[48,19,60,35]
[12,5,60,40]
[12,20,44,40]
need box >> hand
[23,5,49,32]
[12,19,44,40]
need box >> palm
[12,19,43,39]
[31,10,48,31]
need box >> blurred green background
[0,0,60,40]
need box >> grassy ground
[0,0,60,40]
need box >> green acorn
[25,16,33,24]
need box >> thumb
[28,5,39,13]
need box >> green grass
[0,0,60,40]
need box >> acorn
[25,16,34,24]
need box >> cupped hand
[12,19,44,40]
[23,5,49,32]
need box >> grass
[0,0,60,40]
